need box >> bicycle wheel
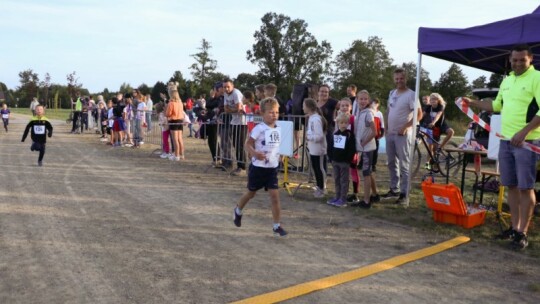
[411,141,423,179]
[439,141,463,177]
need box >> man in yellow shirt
[463,44,540,250]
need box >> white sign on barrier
[276,120,294,157]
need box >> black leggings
[72,111,81,132]
[33,142,46,162]
[2,118,8,131]
[310,154,327,190]
[206,124,218,161]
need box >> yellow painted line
[231,236,470,304]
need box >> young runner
[233,98,287,237]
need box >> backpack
[374,116,383,139]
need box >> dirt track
[1,113,539,303]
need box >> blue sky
[1,0,539,93]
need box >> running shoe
[233,208,242,227]
[381,189,401,199]
[511,232,528,250]
[273,226,288,237]
[332,199,347,208]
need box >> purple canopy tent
[406,5,540,192]
[417,5,540,75]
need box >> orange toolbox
[421,180,486,229]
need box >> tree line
[0,12,504,121]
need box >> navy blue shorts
[247,164,279,191]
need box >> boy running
[21,105,53,166]
[233,98,287,237]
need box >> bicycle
[411,125,464,179]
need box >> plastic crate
[432,209,486,229]
[422,180,486,228]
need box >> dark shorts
[169,119,184,131]
[113,118,125,132]
[247,164,279,191]
[431,122,451,142]
[106,127,112,135]
[372,140,379,171]
[360,150,374,177]
[499,140,539,189]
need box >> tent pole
[407,53,422,197]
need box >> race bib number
[264,129,281,148]
[334,135,346,149]
[34,125,45,135]
[2,114,8,119]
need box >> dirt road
[1,114,539,303]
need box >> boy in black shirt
[21,105,53,166]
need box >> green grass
[10,108,71,121]
[356,183,540,258]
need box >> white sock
[235,207,242,215]
[273,223,280,230]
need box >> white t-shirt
[107,108,114,128]
[386,89,420,135]
[250,123,281,168]
[146,98,153,113]
[136,102,146,120]
[224,88,245,125]
[123,104,134,121]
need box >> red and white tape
[455,97,540,154]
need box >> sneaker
[233,208,242,227]
[139,141,144,145]
[349,199,361,207]
[160,153,169,159]
[381,189,401,199]
[370,194,381,203]
[273,226,288,237]
[168,155,176,161]
[511,232,528,250]
[357,200,372,209]
[332,199,347,208]
[498,227,516,240]
[313,187,325,198]
[231,168,247,177]
[395,194,409,207]
[347,194,359,203]
[326,198,339,205]
[38,161,43,167]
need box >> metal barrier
[119,111,163,154]
[214,113,315,194]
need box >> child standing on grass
[21,105,53,167]
[353,90,377,209]
[233,98,287,237]
[303,98,328,198]
[327,113,356,207]
[1,103,11,132]
[336,98,361,203]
